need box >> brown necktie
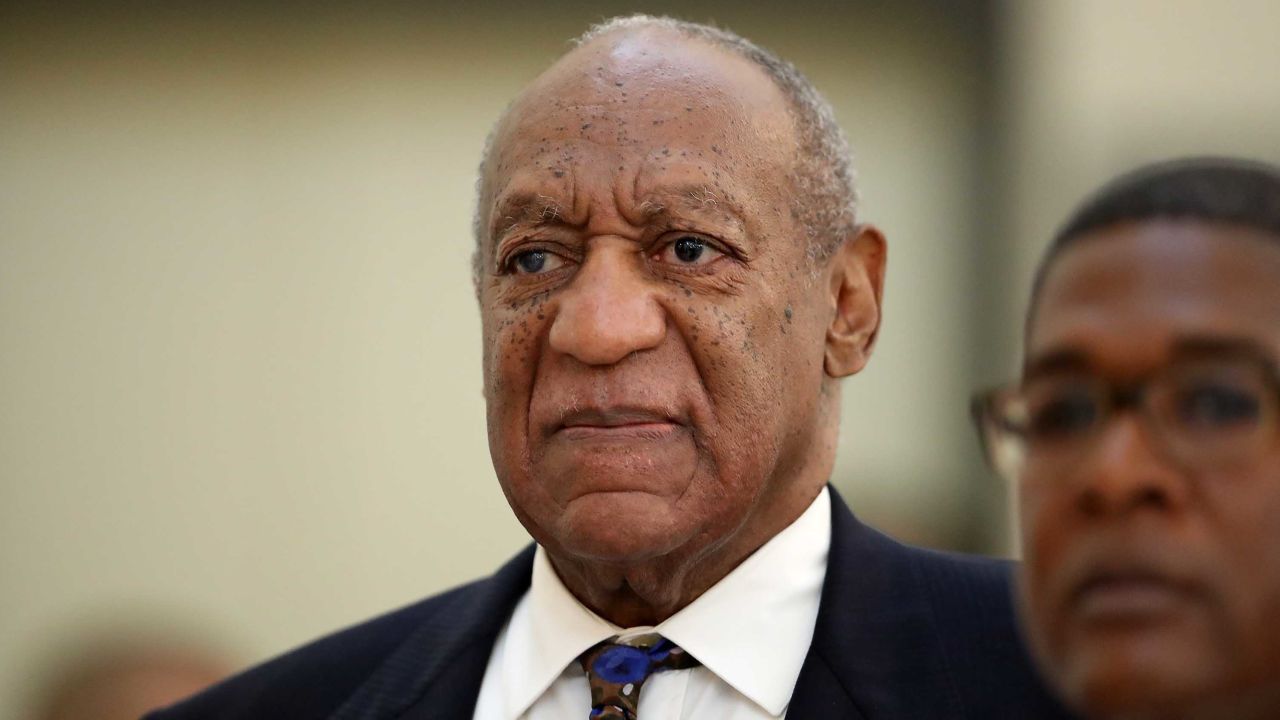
[578,633,701,719]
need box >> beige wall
[1,6,985,715]
[0,14,525,714]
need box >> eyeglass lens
[1017,358,1274,468]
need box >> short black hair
[1028,156,1280,321]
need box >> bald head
[472,15,857,280]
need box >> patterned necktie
[578,633,701,719]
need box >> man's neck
[1111,682,1280,720]
[545,479,826,627]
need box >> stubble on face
[475,29,843,624]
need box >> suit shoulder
[905,542,1015,604]
[898,542,1076,718]
[144,578,492,720]
[893,541,1024,642]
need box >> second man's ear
[824,224,887,378]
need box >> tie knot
[578,634,700,719]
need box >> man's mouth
[1069,567,1199,622]
[554,407,685,441]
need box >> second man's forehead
[1023,335,1279,381]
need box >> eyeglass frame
[970,341,1280,482]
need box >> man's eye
[658,236,724,266]
[1026,390,1099,442]
[1175,383,1262,430]
[510,249,565,275]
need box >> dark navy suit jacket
[147,487,1074,719]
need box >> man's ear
[824,224,887,378]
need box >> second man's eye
[1176,383,1263,430]
[1025,388,1100,443]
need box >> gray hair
[472,14,858,282]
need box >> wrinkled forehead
[1027,221,1280,372]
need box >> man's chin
[550,490,693,564]
[1059,637,1229,720]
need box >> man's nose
[1076,415,1189,517]
[548,243,666,366]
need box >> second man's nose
[1076,416,1188,517]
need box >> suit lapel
[330,545,536,720]
[788,486,963,719]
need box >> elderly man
[151,15,1066,719]
[973,158,1280,719]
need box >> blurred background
[2,0,1278,715]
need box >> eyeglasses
[971,351,1280,482]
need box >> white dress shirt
[472,487,831,720]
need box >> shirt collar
[657,486,830,715]
[503,486,831,718]
[501,544,620,718]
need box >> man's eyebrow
[1022,348,1090,380]
[1023,336,1276,380]
[1171,335,1275,362]
[637,184,746,225]
[491,191,569,239]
